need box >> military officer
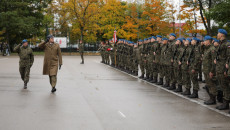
[38,35,63,93]
[14,39,34,89]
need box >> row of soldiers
[100,29,230,114]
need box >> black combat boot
[188,89,198,98]
[51,87,57,93]
[204,94,216,105]
[217,90,223,103]
[182,88,191,95]
[151,76,158,83]
[139,74,144,79]
[168,83,176,90]
[147,77,153,82]
[157,78,163,85]
[163,81,170,88]
[202,80,206,83]
[143,76,149,80]
[135,71,138,76]
[24,82,27,89]
[216,99,229,110]
[174,84,182,92]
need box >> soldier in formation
[101,29,230,114]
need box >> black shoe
[147,77,153,82]
[174,85,182,92]
[80,62,84,64]
[163,82,170,88]
[51,87,57,93]
[151,77,157,83]
[198,78,202,81]
[216,100,229,110]
[188,90,198,98]
[143,76,149,80]
[139,75,144,79]
[202,80,206,83]
[217,90,223,103]
[182,88,191,95]
[204,95,216,105]
[168,84,176,90]
[134,72,138,76]
[24,83,27,89]
[157,78,163,85]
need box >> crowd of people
[99,29,230,114]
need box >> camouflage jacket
[14,44,34,67]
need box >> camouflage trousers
[163,65,171,83]
[80,52,84,63]
[49,75,57,88]
[152,62,158,78]
[170,65,176,84]
[204,72,217,96]
[139,59,145,76]
[19,66,31,83]
[189,69,199,91]
[182,69,191,89]
[217,73,230,100]
[174,67,182,85]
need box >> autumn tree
[60,0,100,42]
[139,0,171,38]
[97,0,127,40]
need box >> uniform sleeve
[13,44,21,53]
[38,41,47,49]
[210,48,216,73]
[57,45,63,65]
[193,48,201,70]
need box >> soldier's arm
[38,41,47,49]
[13,44,21,53]
[57,45,63,65]
[193,48,201,70]
[210,48,216,73]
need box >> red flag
[113,30,117,43]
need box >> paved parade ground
[0,56,230,130]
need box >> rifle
[216,46,221,61]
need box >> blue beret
[218,29,227,35]
[156,35,162,38]
[151,36,156,39]
[186,38,192,43]
[212,38,219,43]
[22,39,28,43]
[162,38,169,41]
[204,35,213,41]
[177,38,183,43]
[192,37,198,41]
[181,37,186,41]
[170,33,176,37]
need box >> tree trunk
[198,0,210,35]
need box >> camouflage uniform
[14,44,34,84]
[180,45,192,94]
[188,44,202,92]
[215,39,230,109]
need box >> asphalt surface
[0,56,230,130]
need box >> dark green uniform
[14,44,34,84]
[215,39,230,109]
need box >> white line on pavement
[118,111,126,118]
